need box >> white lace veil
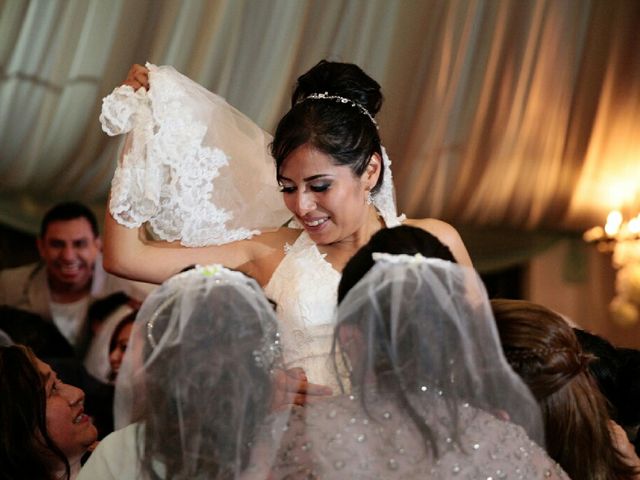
[250,255,564,479]
[100,64,403,246]
[102,64,292,246]
[113,265,283,479]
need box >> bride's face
[278,144,371,245]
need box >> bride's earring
[366,190,373,205]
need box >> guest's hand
[270,367,332,411]
[609,420,640,470]
[123,64,150,91]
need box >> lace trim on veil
[100,63,402,246]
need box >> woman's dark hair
[338,225,456,303]
[271,60,385,192]
[574,329,640,431]
[573,329,620,409]
[0,306,74,358]
[616,348,640,430]
[40,201,99,238]
[0,345,71,480]
[88,291,131,331]
[108,310,136,354]
[140,280,274,479]
[334,225,458,458]
[493,299,638,480]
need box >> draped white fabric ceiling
[1,0,639,236]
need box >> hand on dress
[270,367,332,411]
[123,64,150,91]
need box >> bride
[101,60,473,393]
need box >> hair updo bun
[271,60,385,193]
[291,60,383,117]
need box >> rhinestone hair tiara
[301,92,378,129]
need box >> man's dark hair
[40,202,99,238]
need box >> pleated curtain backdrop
[1,0,639,245]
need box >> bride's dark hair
[271,60,385,193]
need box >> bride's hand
[270,367,332,411]
[123,63,150,91]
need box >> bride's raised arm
[102,209,259,284]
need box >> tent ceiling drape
[1,0,639,238]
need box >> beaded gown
[248,394,569,479]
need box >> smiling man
[0,202,149,349]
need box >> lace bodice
[264,231,344,392]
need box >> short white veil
[336,255,544,440]
[113,265,283,479]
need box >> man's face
[37,218,101,292]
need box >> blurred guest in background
[0,201,151,352]
[83,292,139,383]
[107,311,135,383]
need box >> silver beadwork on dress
[248,256,569,479]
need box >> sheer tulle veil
[113,265,283,478]
[334,254,545,444]
[249,255,567,479]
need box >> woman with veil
[78,265,284,479]
[254,226,569,479]
[99,60,473,395]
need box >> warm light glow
[585,209,640,327]
[628,215,640,235]
[605,210,623,236]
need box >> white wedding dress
[100,64,404,390]
[264,231,343,391]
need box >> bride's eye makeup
[310,182,331,192]
[279,184,296,193]
[278,182,331,193]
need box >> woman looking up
[0,345,98,480]
[102,60,473,391]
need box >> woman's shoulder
[403,218,473,267]
[404,217,457,235]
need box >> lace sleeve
[100,64,291,247]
